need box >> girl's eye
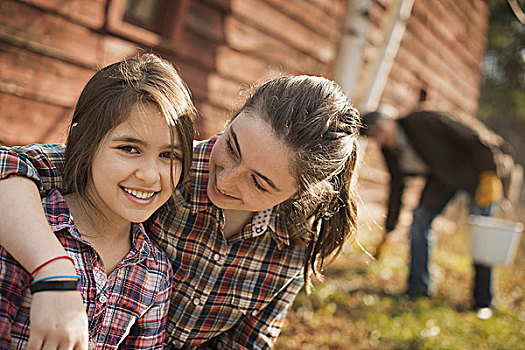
[118,145,139,154]
[160,151,181,160]
[225,138,235,156]
[252,175,266,192]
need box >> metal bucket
[469,215,523,266]
[469,215,523,265]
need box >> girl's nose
[135,158,161,184]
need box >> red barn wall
[0,0,347,144]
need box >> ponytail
[301,142,358,290]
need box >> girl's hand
[26,291,88,350]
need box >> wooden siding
[0,0,347,143]
[355,0,489,116]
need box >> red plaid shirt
[0,188,173,349]
[0,137,308,349]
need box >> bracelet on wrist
[28,255,75,283]
[30,280,82,294]
[31,275,81,285]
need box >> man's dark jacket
[382,110,498,232]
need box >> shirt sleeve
[0,249,28,346]
[382,148,405,233]
[0,144,66,194]
[122,261,173,349]
[199,271,305,350]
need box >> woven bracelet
[30,280,81,294]
[28,255,75,283]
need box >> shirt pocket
[229,267,302,318]
[231,279,269,316]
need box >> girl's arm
[0,144,68,268]
[0,146,88,350]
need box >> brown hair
[64,53,196,210]
[240,75,360,289]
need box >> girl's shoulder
[132,223,172,275]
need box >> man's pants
[407,184,493,308]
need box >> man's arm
[382,149,405,233]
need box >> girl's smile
[87,102,183,226]
[121,186,158,201]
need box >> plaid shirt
[0,137,308,349]
[0,188,172,350]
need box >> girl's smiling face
[89,103,183,225]
[207,111,297,212]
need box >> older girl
[0,75,359,349]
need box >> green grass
[277,282,524,349]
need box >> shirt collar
[42,188,160,261]
[266,207,291,249]
[264,205,309,249]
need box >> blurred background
[1,0,524,348]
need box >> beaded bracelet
[30,280,82,294]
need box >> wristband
[30,280,81,294]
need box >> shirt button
[193,297,201,306]
[213,253,221,262]
[251,310,258,317]
[99,295,108,304]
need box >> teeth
[123,188,155,199]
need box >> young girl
[0,75,360,349]
[0,54,196,349]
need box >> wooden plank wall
[0,0,347,144]
[357,0,490,117]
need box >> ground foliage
[275,205,525,349]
